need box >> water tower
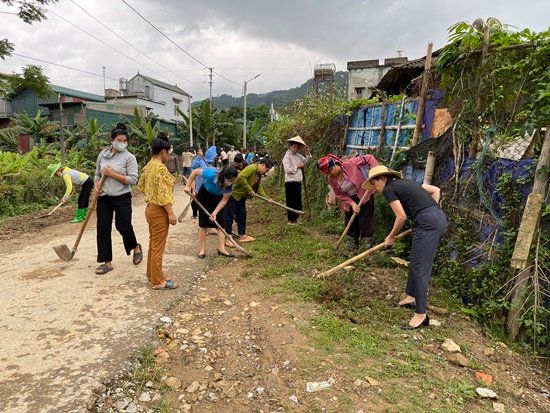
[313,63,336,94]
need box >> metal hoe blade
[53,244,75,261]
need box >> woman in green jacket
[224,158,272,243]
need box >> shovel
[254,194,305,215]
[188,190,252,257]
[315,229,413,278]
[53,176,106,261]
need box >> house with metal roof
[1,83,104,127]
[106,74,190,124]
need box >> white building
[107,74,190,122]
[347,57,407,100]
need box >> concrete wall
[348,66,391,100]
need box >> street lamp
[243,73,261,149]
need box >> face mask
[113,141,127,152]
[224,179,233,187]
[169,148,174,154]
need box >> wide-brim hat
[47,162,62,177]
[287,135,308,149]
[362,165,402,189]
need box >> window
[355,87,365,98]
[174,104,179,116]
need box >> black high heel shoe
[400,315,429,330]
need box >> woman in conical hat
[282,136,311,224]
[365,165,447,330]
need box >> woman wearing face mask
[138,133,178,290]
[94,123,142,275]
[184,165,239,258]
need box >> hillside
[199,70,348,109]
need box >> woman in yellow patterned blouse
[138,133,178,290]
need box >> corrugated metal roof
[130,74,190,96]
[50,84,104,102]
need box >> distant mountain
[198,71,348,109]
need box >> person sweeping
[365,165,447,330]
[317,152,378,251]
[224,158,272,244]
[47,163,94,223]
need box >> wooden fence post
[423,151,436,185]
[411,42,433,147]
[377,101,387,149]
[506,127,550,339]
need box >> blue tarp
[345,90,443,154]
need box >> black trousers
[224,196,247,236]
[78,178,94,209]
[343,195,375,239]
[285,181,302,222]
[407,206,447,314]
[96,192,138,263]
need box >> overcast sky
[1,0,548,101]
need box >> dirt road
[0,186,205,413]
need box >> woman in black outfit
[365,165,447,329]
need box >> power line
[119,0,242,87]
[10,52,119,81]
[68,0,207,91]
[47,8,176,85]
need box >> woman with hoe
[317,152,378,251]
[224,158,272,244]
[47,163,94,223]
[138,133,178,290]
[94,123,143,275]
[184,165,239,258]
[365,165,447,329]
[282,136,311,225]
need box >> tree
[177,100,231,148]
[1,0,58,60]
[13,110,58,146]
[0,64,52,98]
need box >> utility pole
[188,95,193,147]
[58,93,66,166]
[243,81,247,149]
[242,73,261,150]
[208,67,213,111]
[102,66,106,94]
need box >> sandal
[198,253,206,259]
[217,250,235,258]
[133,243,143,265]
[95,264,113,274]
[152,279,178,290]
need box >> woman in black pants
[365,165,447,329]
[93,123,142,275]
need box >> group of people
[48,124,447,329]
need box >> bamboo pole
[506,127,550,339]
[316,229,413,278]
[423,151,436,185]
[390,95,407,163]
[411,42,433,147]
[377,101,387,149]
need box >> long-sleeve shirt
[95,147,138,197]
[231,164,268,201]
[138,158,175,206]
[327,154,378,212]
[60,167,88,201]
[282,150,311,183]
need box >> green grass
[132,344,163,387]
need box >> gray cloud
[0,0,548,101]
